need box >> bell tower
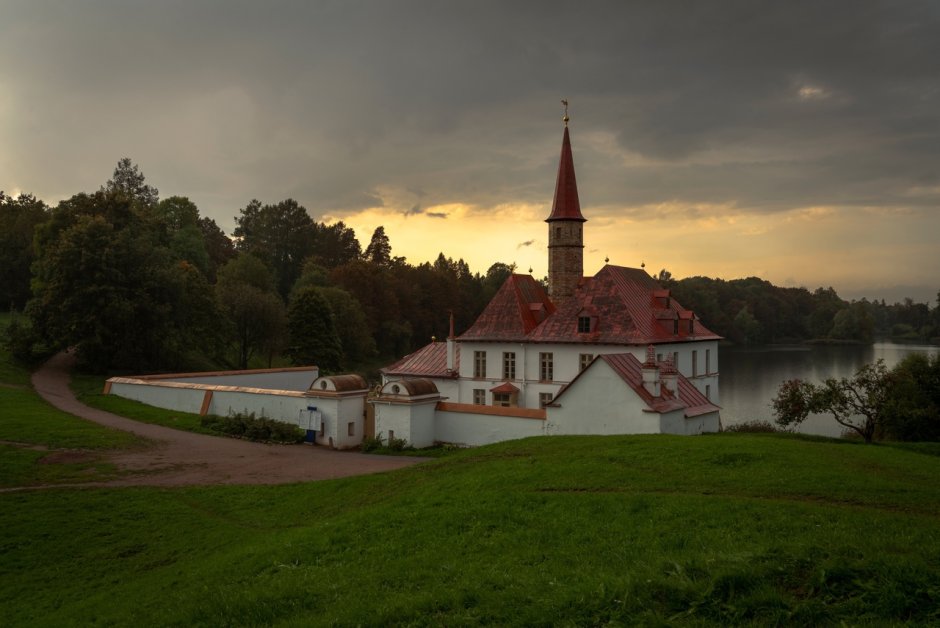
[546,102,586,299]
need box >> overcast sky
[2,0,938,303]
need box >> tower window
[555,226,562,238]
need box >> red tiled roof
[462,265,719,345]
[553,353,720,417]
[380,342,459,378]
[459,274,556,342]
[489,381,520,394]
[546,126,586,223]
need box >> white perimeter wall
[163,369,318,392]
[435,409,544,447]
[108,380,368,448]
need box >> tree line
[657,271,940,346]
[3,159,938,374]
[2,159,514,373]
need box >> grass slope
[0,315,143,487]
[3,434,939,626]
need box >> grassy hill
[2,434,939,626]
[2,313,939,625]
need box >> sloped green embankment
[2,433,939,626]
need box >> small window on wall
[502,352,516,380]
[347,422,355,437]
[539,352,554,382]
[539,392,553,407]
[388,430,395,442]
[579,354,593,371]
[473,389,485,405]
[577,316,592,333]
[473,351,486,378]
[493,393,512,407]
[692,350,698,377]
[706,385,711,400]
[673,352,679,369]
[705,349,711,375]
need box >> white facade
[385,339,720,409]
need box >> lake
[719,342,940,437]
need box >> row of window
[475,350,596,381]
[475,348,715,381]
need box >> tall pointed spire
[546,102,586,299]
[546,124,586,223]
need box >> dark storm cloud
[1,0,938,229]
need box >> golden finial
[605,256,609,264]
[561,99,569,126]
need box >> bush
[724,420,781,433]
[199,411,304,444]
[361,434,384,453]
[387,435,408,451]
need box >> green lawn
[0,314,143,487]
[3,313,940,624]
[71,372,218,435]
[2,434,939,626]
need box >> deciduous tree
[0,192,48,309]
[216,254,287,369]
[233,198,316,299]
[772,360,893,443]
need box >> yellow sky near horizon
[335,200,938,302]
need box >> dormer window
[578,316,592,333]
[673,319,679,335]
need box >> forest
[3,158,939,375]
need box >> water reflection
[719,342,939,437]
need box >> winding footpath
[27,352,426,487]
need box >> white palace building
[107,115,721,448]
[371,116,721,447]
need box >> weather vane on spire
[561,99,569,126]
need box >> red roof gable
[546,126,586,223]
[459,274,556,342]
[553,353,720,417]
[380,342,459,378]
[462,265,719,345]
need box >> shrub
[387,435,408,451]
[724,420,781,433]
[199,411,304,444]
[361,434,384,453]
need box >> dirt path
[27,352,427,488]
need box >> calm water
[719,342,940,437]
